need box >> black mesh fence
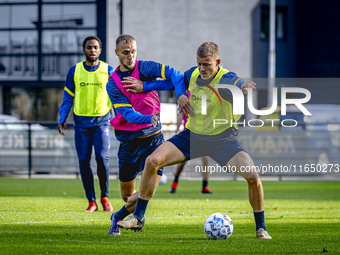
[0,122,339,180]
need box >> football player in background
[58,36,114,212]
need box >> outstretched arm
[219,72,255,95]
[123,78,174,93]
[135,61,187,98]
[156,65,192,115]
[123,78,193,117]
[161,65,186,98]
[123,61,193,116]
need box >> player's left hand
[151,112,160,128]
[241,81,256,95]
[178,94,194,117]
[122,77,144,93]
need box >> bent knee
[145,155,162,172]
[121,192,133,202]
[245,176,261,185]
[121,195,129,202]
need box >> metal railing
[0,121,339,180]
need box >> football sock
[254,211,266,231]
[202,180,208,189]
[114,205,130,220]
[174,176,179,183]
[134,198,149,221]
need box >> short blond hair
[116,34,136,49]
[197,42,219,58]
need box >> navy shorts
[167,128,246,167]
[118,132,164,182]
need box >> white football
[158,174,167,185]
[204,213,233,239]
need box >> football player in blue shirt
[107,34,191,235]
[58,36,114,212]
[118,42,272,239]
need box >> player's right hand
[151,112,160,129]
[178,94,194,117]
[58,123,67,136]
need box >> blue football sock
[254,211,266,231]
[134,198,149,221]
[114,206,131,220]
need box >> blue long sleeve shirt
[106,60,186,141]
[143,66,245,92]
[58,61,114,127]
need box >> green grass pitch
[0,178,339,254]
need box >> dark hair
[116,34,136,49]
[83,36,102,49]
[197,42,219,58]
